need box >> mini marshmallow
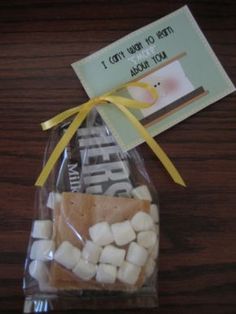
[46,192,62,210]
[30,240,55,261]
[117,261,141,285]
[131,211,154,232]
[100,245,126,267]
[73,259,96,281]
[145,257,156,278]
[131,185,152,201]
[29,260,49,282]
[54,241,81,270]
[82,240,102,264]
[89,222,114,246]
[31,220,52,239]
[149,240,159,259]
[96,263,117,284]
[111,220,136,246]
[137,230,157,249]
[150,204,159,223]
[126,242,148,267]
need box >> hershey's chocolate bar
[77,125,134,197]
[56,119,135,196]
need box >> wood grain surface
[0,0,235,313]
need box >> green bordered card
[72,5,235,152]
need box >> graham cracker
[49,192,150,291]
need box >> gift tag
[72,5,235,152]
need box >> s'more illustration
[128,54,208,127]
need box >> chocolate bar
[77,125,134,197]
[56,121,135,197]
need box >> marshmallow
[150,204,159,223]
[30,240,55,261]
[96,263,117,284]
[117,261,141,285]
[46,192,62,210]
[29,260,49,282]
[82,240,102,264]
[54,241,81,270]
[29,260,57,292]
[126,242,148,267]
[89,222,114,246]
[100,245,126,267]
[149,240,159,259]
[111,220,136,246]
[31,220,52,239]
[137,231,157,249]
[145,257,156,278]
[131,185,152,201]
[73,259,96,281]
[131,211,154,232]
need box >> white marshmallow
[89,222,114,246]
[46,192,62,210]
[137,231,157,249]
[148,240,159,259]
[99,245,126,267]
[54,241,81,270]
[131,185,152,201]
[30,240,55,261]
[31,220,52,239]
[117,261,141,285]
[145,257,156,278]
[29,260,49,282]
[131,211,154,232]
[126,242,148,267]
[111,220,136,246]
[73,259,96,281]
[96,263,117,284]
[82,240,102,264]
[150,204,159,223]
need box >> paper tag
[72,6,235,152]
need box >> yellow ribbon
[35,82,186,187]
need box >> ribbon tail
[41,106,86,131]
[35,109,89,187]
[115,104,186,187]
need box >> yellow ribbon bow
[35,81,186,187]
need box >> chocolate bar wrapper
[56,118,135,196]
[56,126,82,193]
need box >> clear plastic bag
[23,111,159,313]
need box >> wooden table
[0,1,235,313]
